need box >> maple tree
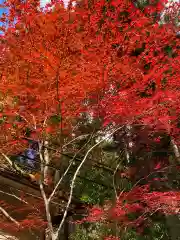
[0,0,179,148]
[0,0,180,239]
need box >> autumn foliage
[0,0,179,144]
[0,195,46,234]
[0,0,180,238]
[79,185,180,238]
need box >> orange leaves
[0,0,179,150]
[29,173,41,182]
[59,69,68,79]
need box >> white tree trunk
[124,124,133,164]
[43,141,51,185]
[171,138,180,163]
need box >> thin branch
[0,232,18,240]
[125,163,180,201]
[42,116,48,130]
[1,189,41,213]
[48,132,94,203]
[1,153,27,175]
[1,153,13,167]
[21,136,118,173]
[0,206,19,227]
[0,183,74,211]
[48,159,74,204]
[112,153,124,200]
[54,125,125,240]
[62,134,90,149]
[0,190,28,205]
[14,112,33,130]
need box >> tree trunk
[171,138,180,163]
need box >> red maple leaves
[0,0,179,238]
[0,0,179,140]
[83,185,180,231]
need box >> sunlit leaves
[0,0,179,158]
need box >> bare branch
[0,190,28,205]
[113,153,124,199]
[48,131,95,203]
[0,189,41,213]
[0,206,19,227]
[54,125,125,240]
[0,231,18,240]
[14,112,33,130]
[48,159,73,204]
[62,134,90,149]
[1,153,13,167]
[43,116,48,129]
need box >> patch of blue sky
[0,0,7,34]
[0,0,7,15]
[40,0,70,9]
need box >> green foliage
[135,0,149,9]
[164,45,173,57]
[101,142,118,152]
[15,114,23,122]
[0,115,7,124]
[70,220,169,240]
[74,172,113,205]
[24,127,32,137]
[70,223,114,240]
[49,114,61,125]
[119,220,169,240]
[80,194,92,203]
[70,225,89,240]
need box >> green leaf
[80,194,92,203]
[49,114,61,125]
[164,45,173,57]
[24,127,32,137]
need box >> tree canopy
[0,0,180,239]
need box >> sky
[41,0,71,8]
[0,0,7,15]
[40,0,70,8]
